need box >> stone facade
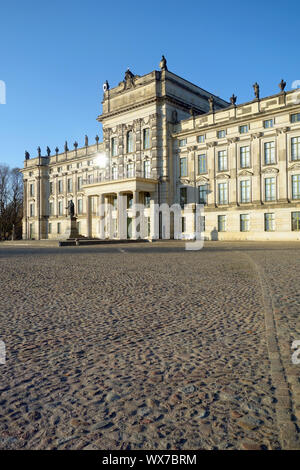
[21,61,300,240]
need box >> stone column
[132,190,139,239]
[117,192,126,239]
[99,194,105,239]
[87,195,92,238]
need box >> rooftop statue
[159,55,168,71]
[230,94,237,106]
[253,82,260,99]
[208,95,214,112]
[46,146,51,156]
[25,150,30,160]
[279,79,286,92]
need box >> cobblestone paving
[0,241,299,450]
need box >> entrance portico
[83,177,158,240]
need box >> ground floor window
[264,213,275,231]
[29,223,34,239]
[147,217,151,237]
[181,217,186,233]
[48,223,52,234]
[292,211,300,231]
[240,214,250,232]
[218,215,226,232]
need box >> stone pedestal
[66,217,79,239]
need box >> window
[292,211,300,231]
[29,183,34,197]
[240,146,250,168]
[49,182,53,194]
[198,154,207,174]
[58,200,63,216]
[112,165,118,180]
[78,199,83,214]
[30,203,35,217]
[218,215,226,232]
[217,130,226,139]
[29,223,34,239]
[127,195,133,209]
[264,119,274,128]
[264,141,275,165]
[77,162,82,169]
[49,201,53,216]
[127,162,134,178]
[200,215,205,232]
[240,180,251,203]
[199,184,208,205]
[265,213,275,232]
[58,180,63,193]
[87,174,93,184]
[48,223,52,234]
[197,135,205,143]
[67,178,72,192]
[57,222,61,234]
[292,175,300,199]
[291,113,300,123]
[77,176,82,190]
[144,160,150,178]
[111,137,118,156]
[143,128,150,149]
[144,192,151,208]
[181,217,186,233]
[127,131,133,153]
[57,167,62,173]
[179,138,187,147]
[218,150,228,171]
[112,196,117,209]
[265,177,276,201]
[240,214,250,232]
[180,157,187,177]
[180,187,187,208]
[240,125,249,134]
[291,137,300,161]
[67,164,72,171]
[218,182,228,205]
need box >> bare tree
[0,165,23,240]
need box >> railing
[83,169,157,185]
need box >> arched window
[127,130,133,153]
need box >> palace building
[21,57,300,241]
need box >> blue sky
[1,0,299,168]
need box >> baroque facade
[21,58,300,241]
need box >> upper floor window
[49,182,53,194]
[264,141,275,165]
[180,157,187,177]
[179,138,187,147]
[67,164,72,171]
[127,194,133,209]
[199,184,208,205]
[58,200,63,216]
[30,203,35,217]
[218,150,228,171]
[127,162,134,178]
[217,130,226,139]
[291,137,300,161]
[264,119,274,129]
[58,180,63,193]
[198,154,207,174]
[77,162,82,169]
[112,165,118,180]
[143,128,150,149]
[57,167,62,173]
[127,131,134,153]
[240,125,249,134]
[77,176,82,190]
[111,137,118,156]
[180,187,187,208]
[240,146,250,168]
[49,201,53,216]
[67,178,72,192]
[144,192,151,208]
[77,199,83,214]
[291,113,300,123]
[218,182,228,205]
[29,183,34,197]
[265,177,276,201]
[292,174,300,199]
[240,179,251,203]
[144,160,151,178]
[292,211,300,231]
[197,135,205,143]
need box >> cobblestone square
[0,241,299,450]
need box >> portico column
[117,192,126,239]
[87,195,92,238]
[99,194,105,239]
[132,190,139,239]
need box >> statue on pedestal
[67,199,75,218]
[253,82,260,100]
